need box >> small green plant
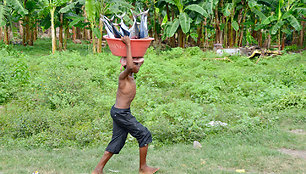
[284,44,298,52]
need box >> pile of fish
[101,9,149,39]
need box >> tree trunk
[59,13,63,51]
[267,33,271,49]
[202,18,209,49]
[83,27,86,40]
[205,21,208,48]
[258,30,262,47]
[72,26,76,41]
[64,23,68,50]
[153,2,158,44]
[76,27,81,39]
[238,9,247,47]
[22,20,26,45]
[19,20,23,40]
[50,7,56,54]
[239,30,243,47]
[92,26,96,53]
[300,20,305,47]
[87,28,91,40]
[278,30,281,50]
[170,9,175,47]
[89,29,92,40]
[197,22,202,47]
[35,23,38,41]
[235,29,239,47]
[230,20,233,47]
[32,21,38,42]
[202,21,205,48]
[235,8,243,47]
[281,32,285,50]
[214,5,220,44]
[97,18,103,53]
[166,4,173,47]
[292,30,296,45]
[0,27,2,41]
[4,26,9,45]
[224,18,228,48]
[25,16,30,45]
[178,28,184,48]
[28,24,34,46]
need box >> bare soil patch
[278,148,306,160]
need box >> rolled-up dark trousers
[105,105,152,154]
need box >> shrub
[0,49,29,104]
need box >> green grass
[0,38,305,173]
[1,125,305,174]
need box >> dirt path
[279,129,306,160]
[278,148,306,160]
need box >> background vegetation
[0,1,305,173]
[0,0,305,53]
[0,39,305,149]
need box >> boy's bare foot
[139,165,160,174]
[92,169,103,174]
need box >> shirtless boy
[92,36,159,174]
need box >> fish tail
[116,12,126,20]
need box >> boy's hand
[121,36,131,46]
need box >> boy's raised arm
[120,36,134,79]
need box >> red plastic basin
[103,35,154,57]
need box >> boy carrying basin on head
[92,36,159,174]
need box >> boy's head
[120,57,144,73]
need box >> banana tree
[84,0,131,53]
[258,0,304,50]
[95,0,132,53]
[198,0,218,48]
[59,0,85,50]
[22,0,45,46]
[40,0,69,54]
[0,0,28,44]
[163,0,208,48]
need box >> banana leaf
[168,18,179,37]
[179,12,190,34]
[185,4,208,17]
[287,14,301,31]
[231,20,239,31]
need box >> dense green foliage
[1,0,305,50]
[0,40,305,148]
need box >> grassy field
[0,39,305,173]
[1,123,305,174]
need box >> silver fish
[108,16,123,38]
[101,15,115,38]
[129,10,140,39]
[117,13,130,36]
[139,9,149,38]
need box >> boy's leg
[93,119,128,174]
[139,144,160,174]
[92,151,113,174]
[111,111,159,173]
[120,114,159,173]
